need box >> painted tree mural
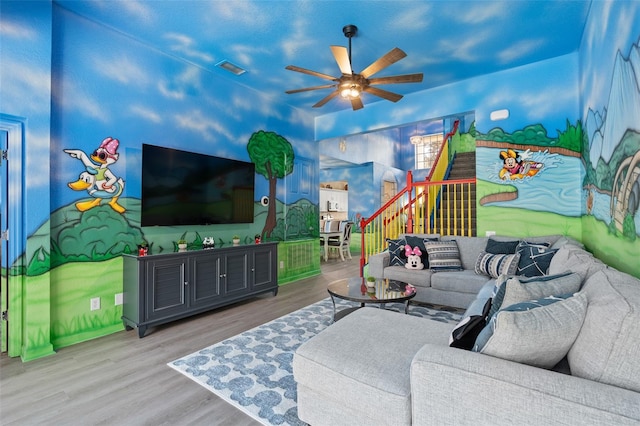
[247,130,295,238]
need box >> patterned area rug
[168,297,462,426]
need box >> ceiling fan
[285,25,423,111]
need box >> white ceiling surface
[56,0,591,115]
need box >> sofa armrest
[367,251,389,278]
[411,344,640,426]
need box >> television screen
[141,144,255,226]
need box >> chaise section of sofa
[293,308,452,426]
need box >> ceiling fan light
[340,83,360,99]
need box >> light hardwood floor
[0,258,360,425]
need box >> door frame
[0,114,26,356]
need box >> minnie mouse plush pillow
[404,245,425,270]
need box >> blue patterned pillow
[386,238,406,266]
[485,238,519,254]
[425,240,462,271]
[474,251,520,278]
[517,242,558,277]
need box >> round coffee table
[327,277,416,321]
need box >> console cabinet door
[144,257,188,321]
[223,251,249,296]
[189,252,222,309]
[251,245,276,292]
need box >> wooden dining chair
[326,221,353,261]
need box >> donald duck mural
[64,137,126,213]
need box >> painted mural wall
[1,2,317,360]
[579,1,640,274]
[318,3,640,279]
[3,1,640,361]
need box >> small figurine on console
[202,237,215,249]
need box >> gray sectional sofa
[294,236,640,425]
[368,233,569,308]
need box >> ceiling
[56,1,591,115]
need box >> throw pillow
[485,238,519,254]
[516,242,557,277]
[404,235,438,268]
[488,271,576,317]
[425,240,463,271]
[500,272,582,308]
[474,251,520,278]
[386,238,406,266]
[404,245,425,270]
[472,292,588,369]
[449,298,492,350]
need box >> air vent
[215,60,246,76]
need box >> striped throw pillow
[425,240,463,271]
[475,251,521,278]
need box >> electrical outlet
[90,297,100,311]
[114,293,123,306]
[485,231,496,237]
[279,261,284,269]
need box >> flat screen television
[141,144,255,226]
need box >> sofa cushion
[474,251,520,278]
[516,242,557,277]
[441,235,488,269]
[550,235,584,250]
[425,240,463,271]
[383,266,433,288]
[568,268,640,393]
[473,292,587,368]
[548,244,607,281]
[485,238,519,254]
[387,238,406,266]
[430,270,490,294]
[500,272,583,308]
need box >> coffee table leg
[404,300,410,314]
[330,294,337,322]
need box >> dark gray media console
[122,242,278,337]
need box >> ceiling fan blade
[285,65,338,81]
[368,73,423,85]
[363,86,403,102]
[313,90,340,108]
[360,47,407,79]
[351,97,364,111]
[330,45,352,75]
[285,84,336,94]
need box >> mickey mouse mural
[499,148,543,180]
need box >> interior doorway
[0,114,26,356]
[1,129,7,353]
[382,180,397,206]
